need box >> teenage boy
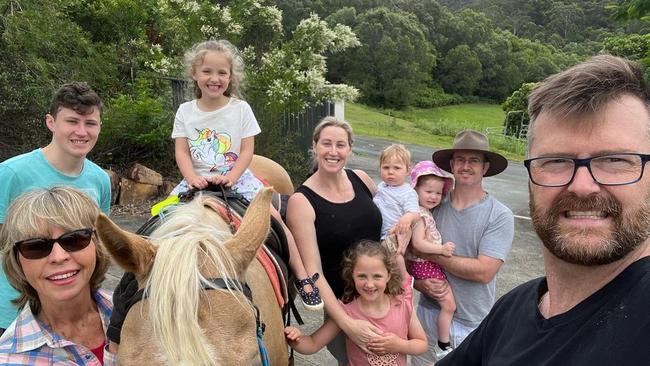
[0,82,111,334]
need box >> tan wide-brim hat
[432,129,508,177]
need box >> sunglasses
[14,228,95,260]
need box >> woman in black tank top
[295,170,381,297]
[287,117,382,363]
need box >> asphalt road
[350,136,532,218]
[347,135,545,297]
[105,135,545,366]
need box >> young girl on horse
[285,239,427,365]
[171,39,322,310]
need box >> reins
[131,184,271,366]
[178,184,239,234]
[127,277,271,365]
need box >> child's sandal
[294,273,324,311]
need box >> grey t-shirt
[419,193,514,328]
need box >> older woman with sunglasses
[0,186,116,365]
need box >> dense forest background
[280,0,648,107]
[0,0,648,178]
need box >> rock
[127,163,163,186]
[104,169,121,205]
[119,178,159,205]
[160,180,177,197]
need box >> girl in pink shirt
[285,240,427,366]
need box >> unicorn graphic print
[189,127,238,174]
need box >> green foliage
[392,0,449,51]
[0,0,121,161]
[412,88,470,108]
[488,133,527,156]
[502,82,537,113]
[603,33,650,60]
[0,41,50,160]
[440,9,494,52]
[345,102,524,159]
[469,0,624,48]
[501,82,538,137]
[280,0,637,104]
[330,7,435,108]
[253,108,311,183]
[1,0,360,183]
[546,2,585,40]
[276,0,327,34]
[439,44,482,95]
[473,30,521,100]
[246,13,359,115]
[95,86,175,174]
[608,0,650,22]
[4,0,648,175]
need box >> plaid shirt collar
[3,290,112,353]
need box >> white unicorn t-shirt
[172,98,261,176]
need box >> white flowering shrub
[112,1,359,113]
[245,13,360,112]
[143,43,174,74]
[1,0,359,178]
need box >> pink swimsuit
[406,208,447,280]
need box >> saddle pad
[256,248,285,308]
[262,244,289,305]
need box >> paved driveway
[104,136,545,365]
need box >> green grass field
[345,103,526,160]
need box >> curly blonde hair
[185,39,245,99]
[340,240,403,303]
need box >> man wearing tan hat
[437,56,650,366]
[412,129,514,365]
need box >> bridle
[129,184,271,365]
[127,277,271,365]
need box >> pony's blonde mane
[145,195,254,365]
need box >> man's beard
[530,190,650,265]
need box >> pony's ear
[224,187,272,271]
[95,214,156,280]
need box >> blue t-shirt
[0,149,111,328]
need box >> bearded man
[438,55,650,365]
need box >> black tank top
[295,169,382,298]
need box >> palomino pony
[250,154,294,196]
[96,158,293,365]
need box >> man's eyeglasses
[14,228,95,260]
[524,153,650,187]
[452,157,484,166]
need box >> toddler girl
[406,160,457,359]
[171,39,322,310]
[285,239,427,365]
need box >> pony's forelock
[145,196,253,365]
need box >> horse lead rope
[218,185,238,235]
[173,185,271,365]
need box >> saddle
[136,185,300,324]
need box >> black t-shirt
[439,257,650,366]
[295,169,382,297]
